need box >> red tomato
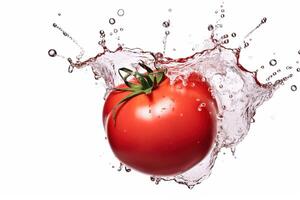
[103,73,217,176]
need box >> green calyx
[111,62,166,124]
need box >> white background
[0,0,300,199]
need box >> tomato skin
[103,73,217,176]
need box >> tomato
[103,71,217,176]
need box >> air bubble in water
[117,9,125,16]
[291,85,297,91]
[109,18,116,25]
[114,29,118,33]
[269,59,277,66]
[48,49,57,57]
[231,32,236,37]
[221,14,225,18]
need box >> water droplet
[68,65,74,73]
[162,20,170,28]
[291,85,297,91]
[48,49,57,57]
[221,14,225,18]
[244,42,249,48]
[99,30,105,35]
[286,66,293,70]
[269,59,277,66]
[109,18,116,25]
[250,118,255,123]
[150,177,155,181]
[223,39,229,44]
[219,84,223,88]
[298,50,300,55]
[197,106,202,112]
[125,166,131,172]
[261,65,264,69]
[58,13,61,16]
[52,23,57,28]
[261,17,267,23]
[117,9,125,16]
[63,31,68,36]
[221,9,225,13]
[114,29,118,33]
[297,68,300,72]
[165,30,170,35]
[231,32,236,37]
[208,24,214,31]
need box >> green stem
[111,62,166,125]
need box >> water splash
[49,8,297,188]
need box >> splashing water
[49,8,296,188]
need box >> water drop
[125,166,131,172]
[150,177,155,181]
[244,42,249,48]
[197,106,202,112]
[114,29,118,33]
[221,9,225,12]
[109,18,116,25]
[58,13,61,16]
[224,39,229,44]
[261,17,267,23]
[48,49,57,57]
[291,85,297,91]
[68,65,74,73]
[117,9,125,16]
[52,23,57,28]
[63,31,68,36]
[219,84,223,88]
[297,68,300,72]
[165,30,170,35]
[221,14,225,18]
[298,50,300,55]
[99,30,105,35]
[261,65,264,69]
[269,59,277,66]
[208,24,214,31]
[231,32,236,37]
[162,20,170,28]
[286,66,293,70]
